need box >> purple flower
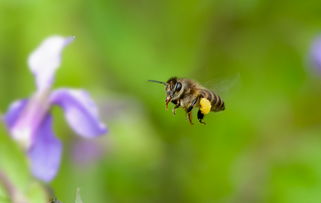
[310,36,321,72]
[4,36,107,182]
[71,138,105,167]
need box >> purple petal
[28,114,62,182]
[4,94,52,149]
[311,37,321,72]
[50,88,107,138]
[28,36,74,91]
[4,99,28,128]
[72,138,105,166]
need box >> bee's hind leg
[197,110,206,125]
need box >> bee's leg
[186,97,198,125]
[172,104,180,115]
[172,100,180,115]
[186,97,198,112]
[187,111,193,125]
[197,109,206,125]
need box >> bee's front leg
[172,104,180,115]
[171,100,180,115]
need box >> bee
[148,77,225,124]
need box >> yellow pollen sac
[200,98,211,114]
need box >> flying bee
[148,77,225,124]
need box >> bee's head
[165,77,182,106]
[148,77,183,109]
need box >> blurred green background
[1,0,321,202]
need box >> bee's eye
[175,82,182,92]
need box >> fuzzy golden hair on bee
[148,77,225,125]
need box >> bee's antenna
[148,80,167,86]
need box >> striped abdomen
[200,89,225,112]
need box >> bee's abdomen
[200,89,225,112]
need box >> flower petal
[28,114,62,182]
[50,88,107,138]
[28,36,74,91]
[311,37,321,72]
[4,99,28,128]
[72,138,104,166]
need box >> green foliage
[0,123,47,203]
[1,0,321,202]
[75,188,83,203]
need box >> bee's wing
[203,73,242,98]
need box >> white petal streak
[28,36,75,90]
